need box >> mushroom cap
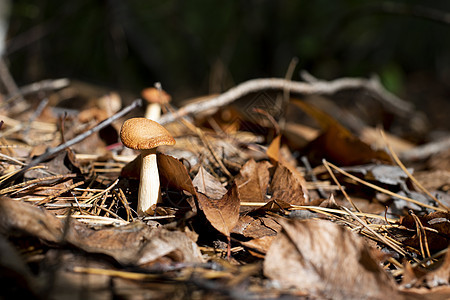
[141,88,171,104]
[120,118,175,150]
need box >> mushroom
[141,84,171,121]
[120,118,175,216]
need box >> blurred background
[1,0,450,130]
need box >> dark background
[3,0,450,130]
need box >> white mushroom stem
[145,103,162,121]
[138,148,161,215]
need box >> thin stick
[36,181,85,205]
[0,173,77,195]
[409,210,431,258]
[159,76,413,124]
[325,161,447,212]
[323,159,361,212]
[115,188,133,222]
[341,206,406,256]
[0,57,23,99]
[3,78,69,104]
[380,130,449,210]
[73,266,160,281]
[279,57,299,129]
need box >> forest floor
[0,71,449,299]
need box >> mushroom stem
[138,148,160,215]
[145,102,162,120]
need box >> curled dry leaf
[0,197,64,243]
[192,166,227,200]
[292,99,392,166]
[235,159,271,204]
[266,134,282,163]
[263,219,399,300]
[423,246,450,288]
[235,158,307,207]
[72,222,204,265]
[0,197,204,265]
[232,215,280,239]
[157,153,197,196]
[269,163,307,206]
[266,134,310,203]
[400,211,450,253]
[197,183,240,237]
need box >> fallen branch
[159,75,414,125]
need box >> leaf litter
[0,75,449,299]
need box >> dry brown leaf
[197,183,240,237]
[263,219,399,300]
[266,134,282,163]
[235,159,271,204]
[240,235,277,256]
[413,170,450,191]
[400,211,450,253]
[0,197,204,265]
[232,215,280,239]
[400,286,450,300]
[292,99,392,166]
[192,166,227,200]
[72,222,204,266]
[157,153,197,196]
[423,246,450,288]
[266,134,310,203]
[0,197,64,243]
[269,163,307,206]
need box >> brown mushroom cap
[141,88,171,104]
[120,118,175,150]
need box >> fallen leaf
[413,170,450,191]
[240,235,277,256]
[263,219,399,300]
[292,99,392,166]
[232,215,280,239]
[192,166,227,200]
[266,134,310,203]
[253,199,292,213]
[157,153,197,196]
[400,286,450,300]
[235,159,271,204]
[342,163,412,186]
[423,246,450,287]
[0,197,204,265]
[400,211,450,253]
[266,134,282,163]
[269,163,307,206]
[0,197,64,243]
[197,183,240,238]
[72,222,205,266]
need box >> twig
[0,173,77,195]
[3,78,69,105]
[159,75,413,124]
[0,57,22,97]
[278,57,299,129]
[36,181,85,205]
[409,210,431,258]
[325,161,447,212]
[341,206,407,256]
[323,159,361,213]
[301,156,327,199]
[380,130,449,210]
